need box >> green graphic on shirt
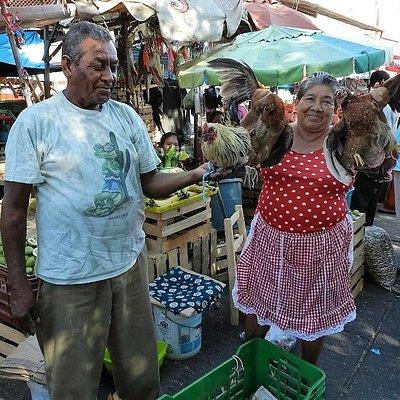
[84,131,131,217]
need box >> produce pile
[159,144,189,170]
[144,183,217,209]
[0,237,37,276]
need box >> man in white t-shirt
[1,22,223,400]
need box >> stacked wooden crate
[350,213,366,298]
[0,322,26,362]
[144,198,215,281]
[136,104,157,143]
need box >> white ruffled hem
[232,283,356,341]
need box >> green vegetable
[0,245,3,254]
[25,256,36,268]
[0,255,5,265]
[178,150,189,161]
[28,198,36,213]
[25,246,34,255]
[352,209,361,217]
[163,145,177,169]
[25,267,34,275]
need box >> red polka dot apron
[234,150,356,340]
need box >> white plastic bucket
[152,305,202,360]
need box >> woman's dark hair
[296,72,340,101]
[159,132,179,147]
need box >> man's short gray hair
[62,21,113,64]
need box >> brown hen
[208,58,293,167]
[325,74,400,185]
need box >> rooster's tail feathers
[208,58,262,106]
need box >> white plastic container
[152,305,202,360]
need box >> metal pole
[43,26,51,99]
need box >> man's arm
[1,181,35,334]
[140,163,231,199]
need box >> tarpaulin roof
[0,31,60,76]
[0,31,44,69]
[178,25,386,88]
[75,0,243,42]
[244,0,318,30]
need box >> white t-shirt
[5,92,160,284]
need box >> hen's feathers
[260,124,293,168]
[201,123,252,168]
[324,120,353,185]
[384,74,400,112]
[208,58,263,107]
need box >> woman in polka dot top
[233,72,356,365]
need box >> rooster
[208,58,293,167]
[200,122,252,169]
[325,74,400,185]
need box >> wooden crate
[136,104,156,141]
[145,198,213,254]
[0,322,26,361]
[146,229,218,281]
[0,266,39,329]
[350,213,366,298]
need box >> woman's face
[296,84,335,133]
[162,135,179,153]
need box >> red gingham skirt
[233,214,356,340]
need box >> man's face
[62,38,118,110]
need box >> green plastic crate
[158,338,325,400]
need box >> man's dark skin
[1,37,227,335]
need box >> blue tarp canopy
[0,31,45,69]
[0,31,60,76]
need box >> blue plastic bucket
[345,188,354,212]
[27,382,49,400]
[211,178,243,232]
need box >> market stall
[0,5,390,399]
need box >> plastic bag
[265,326,296,351]
[251,386,278,400]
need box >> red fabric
[234,215,356,338]
[257,149,348,233]
[244,2,319,31]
